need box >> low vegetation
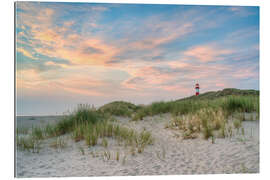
[17,103,153,155]
[132,92,259,121]
[76,120,153,153]
[50,137,67,150]
[16,88,259,153]
[145,89,259,140]
[32,126,44,140]
[98,101,139,117]
[169,108,227,140]
[16,127,29,135]
[16,135,41,153]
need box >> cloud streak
[183,45,233,62]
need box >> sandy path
[16,114,259,177]
[117,115,259,174]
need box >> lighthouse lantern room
[195,83,200,96]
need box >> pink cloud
[31,26,119,66]
[122,65,180,91]
[17,47,37,60]
[231,67,258,79]
[44,61,70,68]
[215,83,226,88]
[184,45,233,62]
[17,3,118,67]
[35,36,119,66]
[160,84,190,93]
[17,67,107,97]
[16,69,44,89]
[16,3,258,102]
[63,21,75,27]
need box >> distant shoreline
[16,115,64,118]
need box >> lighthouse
[195,83,200,96]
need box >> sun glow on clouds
[17,47,37,60]
[15,2,259,115]
[184,45,233,62]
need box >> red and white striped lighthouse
[195,83,200,96]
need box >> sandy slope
[16,114,259,177]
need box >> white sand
[16,114,259,177]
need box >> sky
[15,2,259,116]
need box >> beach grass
[50,137,67,149]
[130,89,258,140]
[133,96,258,121]
[103,150,111,161]
[233,119,242,129]
[34,104,155,151]
[17,88,259,154]
[16,135,41,153]
[170,108,230,140]
[16,127,29,135]
[32,126,44,140]
[116,150,120,161]
[44,124,57,137]
[98,101,138,117]
[132,89,259,121]
[102,138,108,148]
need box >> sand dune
[16,114,259,177]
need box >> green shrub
[149,101,172,115]
[75,104,102,124]
[54,116,74,135]
[51,104,104,136]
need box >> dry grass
[233,119,242,129]
[85,131,98,147]
[116,150,120,161]
[50,137,67,150]
[103,150,111,161]
[16,135,41,153]
[102,138,108,148]
[169,108,239,140]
